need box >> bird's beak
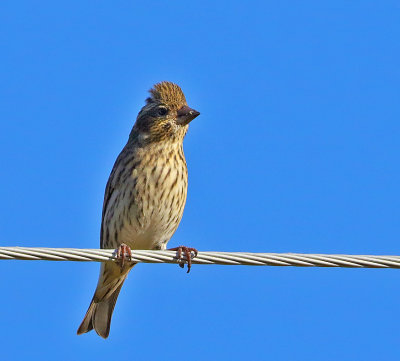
[176,105,200,126]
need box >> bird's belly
[118,168,187,250]
[119,207,184,250]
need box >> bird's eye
[157,107,168,116]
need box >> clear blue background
[0,1,399,360]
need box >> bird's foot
[169,246,198,273]
[115,243,132,269]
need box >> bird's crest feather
[147,81,187,109]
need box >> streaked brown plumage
[77,82,199,338]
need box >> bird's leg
[168,246,198,273]
[115,243,132,269]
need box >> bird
[77,81,200,338]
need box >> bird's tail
[77,261,133,339]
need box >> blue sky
[0,1,399,360]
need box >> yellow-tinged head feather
[147,81,187,109]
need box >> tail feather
[93,281,124,338]
[77,281,125,338]
[77,261,132,339]
[77,300,95,335]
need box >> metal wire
[0,247,399,268]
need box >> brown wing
[100,145,135,248]
[100,163,118,248]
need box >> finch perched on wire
[77,82,200,338]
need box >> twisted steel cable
[0,247,399,268]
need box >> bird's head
[132,81,200,143]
